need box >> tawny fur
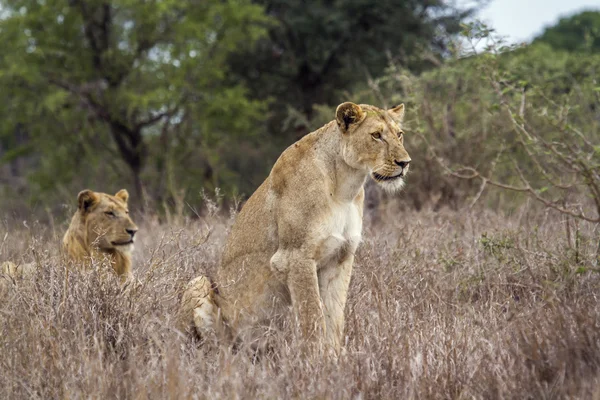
[180,102,411,352]
[1,189,138,288]
[178,276,218,335]
[1,261,37,294]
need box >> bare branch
[518,88,525,118]
[441,162,599,223]
[135,108,179,130]
[469,178,487,209]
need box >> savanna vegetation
[0,0,473,211]
[1,1,600,398]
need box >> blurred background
[0,0,598,220]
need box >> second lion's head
[76,189,139,252]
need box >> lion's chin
[110,240,135,252]
[371,172,406,194]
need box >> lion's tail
[178,275,219,338]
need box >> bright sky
[477,0,600,44]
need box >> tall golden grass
[1,204,599,399]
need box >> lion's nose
[395,159,411,169]
[126,228,138,238]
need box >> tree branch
[442,163,599,223]
[135,107,179,131]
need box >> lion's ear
[115,189,129,203]
[336,102,365,132]
[77,190,99,213]
[388,103,405,123]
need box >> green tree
[534,10,600,52]
[0,0,269,207]
[229,0,476,124]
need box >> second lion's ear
[336,102,365,133]
[77,190,99,214]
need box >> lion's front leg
[318,255,353,353]
[288,260,326,342]
[272,250,326,342]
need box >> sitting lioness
[180,102,411,351]
[1,189,138,285]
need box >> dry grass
[1,204,600,399]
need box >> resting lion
[180,102,411,351]
[1,189,138,286]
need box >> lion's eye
[105,211,116,217]
[371,132,382,140]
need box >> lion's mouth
[372,172,404,182]
[111,240,134,246]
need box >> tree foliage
[4,2,597,219]
[0,0,270,207]
[534,10,600,52]
[229,0,476,124]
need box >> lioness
[1,189,138,284]
[181,102,411,351]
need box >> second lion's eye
[105,211,115,217]
[371,132,382,140]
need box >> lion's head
[62,189,138,281]
[336,102,411,192]
[75,189,138,252]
